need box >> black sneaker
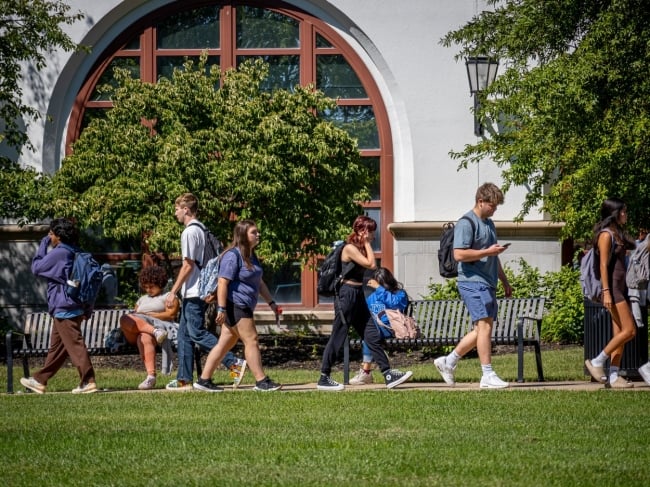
[383,369,413,389]
[317,374,344,391]
[253,376,282,392]
[193,377,224,392]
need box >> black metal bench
[4,309,191,393]
[343,297,546,384]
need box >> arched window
[67,1,392,308]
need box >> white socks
[609,365,619,383]
[591,351,609,367]
[447,350,461,368]
[481,364,494,376]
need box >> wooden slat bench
[4,309,189,394]
[343,297,546,384]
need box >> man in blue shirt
[434,183,512,389]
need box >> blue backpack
[198,249,241,301]
[59,243,104,307]
[580,230,614,303]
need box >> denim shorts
[457,281,498,323]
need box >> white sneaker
[138,375,156,390]
[20,377,46,394]
[639,362,650,386]
[434,356,456,385]
[349,368,373,385]
[153,328,168,345]
[72,382,98,394]
[480,372,509,389]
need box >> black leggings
[320,284,390,375]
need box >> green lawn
[2,346,649,486]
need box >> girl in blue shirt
[196,220,282,392]
[350,267,410,385]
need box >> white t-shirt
[181,220,204,298]
[135,292,169,314]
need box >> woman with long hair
[585,197,637,388]
[317,215,412,390]
[195,220,281,392]
[349,266,411,385]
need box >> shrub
[424,258,584,344]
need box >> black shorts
[224,301,254,327]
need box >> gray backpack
[626,235,650,290]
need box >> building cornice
[0,224,49,242]
[388,221,565,239]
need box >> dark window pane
[80,108,109,132]
[361,156,380,200]
[321,105,378,149]
[365,208,381,252]
[236,6,299,48]
[317,55,367,98]
[90,57,140,101]
[157,56,220,81]
[124,35,140,50]
[237,55,299,91]
[264,261,302,304]
[316,34,333,48]
[157,6,220,49]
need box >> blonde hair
[175,193,198,215]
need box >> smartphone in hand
[501,243,511,248]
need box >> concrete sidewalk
[261,380,650,392]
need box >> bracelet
[268,300,276,306]
[217,306,227,313]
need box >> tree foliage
[0,0,82,153]
[49,58,370,265]
[441,0,650,240]
[0,0,82,220]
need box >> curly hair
[50,218,79,245]
[138,265,168,289]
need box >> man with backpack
[20,218,98,394]
[433,183,512,389]
[165,193,246,391]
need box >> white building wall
[5,0,562,310]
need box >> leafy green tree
[442,0,650,240]
[0,0,82,220]
[49,58,370,265]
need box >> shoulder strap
[187,221,205,231]
[57,243,76,255]
[459,215,476,246]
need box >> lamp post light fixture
[465,56,499,136]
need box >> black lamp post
[465,56,499,136]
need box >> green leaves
[443,0,650,239]
[0,1,83,152]
[48,56,368,263]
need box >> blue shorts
[457,281,498,323]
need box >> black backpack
[189,222,224,269]
[317,241,347,297]
[438,216,475,278]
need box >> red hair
[346,215,377,255]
